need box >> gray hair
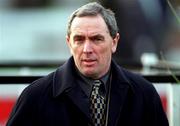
[67,2,119,38]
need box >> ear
[66,35,73,54]
[112,33,120,53]
[66,35,70,46]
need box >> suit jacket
[7,57,169,126]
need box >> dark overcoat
[6,57,169,126]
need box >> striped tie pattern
[90,80,106,126]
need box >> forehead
[70,15,109,36]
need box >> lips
[82,59,96,66]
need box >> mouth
[81,59,97,66]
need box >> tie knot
[93,80,101,87]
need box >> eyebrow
[73,35,85,39]
[72,33,105,41]
[89,34,104,40]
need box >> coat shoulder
[120,67,157,96]
[19,71,55,103]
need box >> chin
[83,70,97,78]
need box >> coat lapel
[107,60,132,126]
[108,81,129,126]
[67,85,91,122]
[52,57,91,123]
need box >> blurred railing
[0,75,180,84]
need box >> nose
[83,41,93,53]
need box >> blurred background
[0,0,180,126]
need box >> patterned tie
[90,80,106,126]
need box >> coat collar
[53,57,133,97]
[110,59,134,91]
[107,59,132,125]
[52,57,76,97]
[52,57,92,122]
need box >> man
[7,2,169,126]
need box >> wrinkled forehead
[70,15,109,35]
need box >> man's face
[66,15,119,79]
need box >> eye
[73,36,85,44]
[96,37,103,41]
[91,35,104,43]
[74,37,83,41]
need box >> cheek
[98,45,112,60]
[71,46,83,60]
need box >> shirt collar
[76,67,110,97]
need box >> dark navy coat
[7,57,169,126]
